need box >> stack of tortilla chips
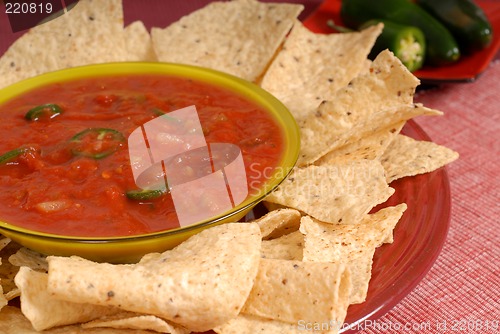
[0,0,458,333]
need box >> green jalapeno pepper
[362,19,426,72]
[126,188,167,201]
[340,0,461,66]
[328,19,426,72]
[70,128,125,159]
[0,146,38,165]
[416,0,493,54]
[25,103,62,121]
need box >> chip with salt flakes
[0,0,128,90]
[47,223,261,332]
[260,22,383,120]
[381,134,459,183]
[241,258,351,329]
[265,160,394,224]
[151,0,303,82]
[300,204,407,304]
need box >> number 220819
[5,3,53,14]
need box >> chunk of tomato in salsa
[0,75,285,237]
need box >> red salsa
[0,75,285,237]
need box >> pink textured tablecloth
[0,1,499,333]
[357,61,500,333]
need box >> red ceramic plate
[244,121,451,333]
[337,120,451,332]
[304,0,500,84]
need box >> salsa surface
[0,75,285,237]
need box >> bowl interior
[0,62,300,262]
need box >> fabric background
[0,1,498,333]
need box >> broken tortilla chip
[0,0,128,90]
[242,258,351,328]
[260,22,383,120]
[316,121,405,165]
[300,204,407,303]
[15,267,121,331]
[214,313,330,334]
[47,223,261,332]
[261,231,304,261]
[381,134,459,183]
[82,311,188,334]
[0,305,155,333]
[265,160,394,224]
[297,50,434,166]
[151,0,303,82]
[9,247,48,272]
[124,21,157,62]
[254,208,301,239]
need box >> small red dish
[304,0,500,84]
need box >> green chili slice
[70,128,125,159]
[0,146,37,165]
[25,104,62,121]
[126,188,167,201]
[151,108,181,123]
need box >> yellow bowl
[0,62,300,263]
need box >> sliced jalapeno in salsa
[126,188,167,201]
[25,104,62,121]
[70,128,125,159]
[0,146,37,165]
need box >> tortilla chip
[0,0,127,90]
[316,121,405,165]
[82,312,188,334]
[0,305,156,333]
[15,267,121,331]
[47,223,261,332]
[260,22,383,120]
[300,204,407,303]
[297,50,441,166]
[261,231,303,260]
[242,259,351,329]
[254,208,301,239]
[0,238,10,251]
[151,0,303,82]
[0,240,23,298]
[381,134,459,183]
[0,237,10,305]
[214,314,334,334]
[0,285,7,312]
[124,21,157,62]
[9,247,48,272]
[265,160,394,224]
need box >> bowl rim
[0,62,300,242]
